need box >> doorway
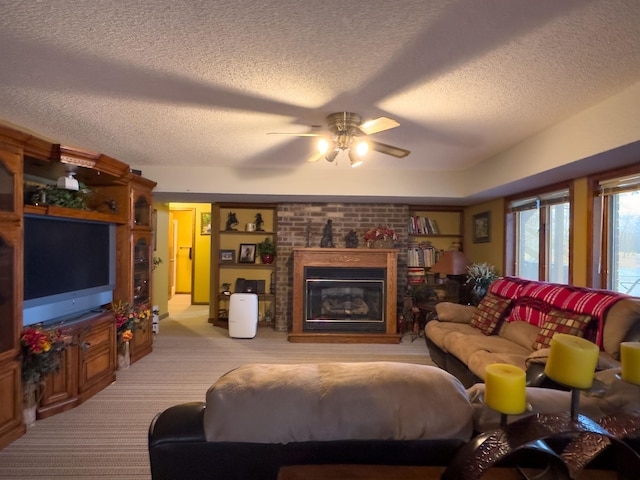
[169,209,195,296]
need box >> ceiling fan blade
[267,132,322,137]
[359,116,400,135]
[371,140,410,158]
[306,150,325,163]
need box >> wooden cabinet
[0,123,156,449]
[210,203,277,328]
[38,311,116,419]
[0,143,24,449]
[114,176,156,363]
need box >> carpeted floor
[0,296,433,479]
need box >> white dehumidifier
[228,293,258,339]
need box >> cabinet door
[38,346,79,419]
[78,314,116,401]
[0,145,22,222]
[133,234,151,305]
[0,225,21,362]
[131,233,153,362]
[130,313,152,364]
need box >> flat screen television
[23,215,116,326]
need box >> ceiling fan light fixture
[317,138,330,154]
[354,140,369,156]
[348,149,364,168]
[325,149,339,162]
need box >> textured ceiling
[1,0,639,203]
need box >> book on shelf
[407,243,443,267]
[408,216,439,235]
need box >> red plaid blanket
[490,277,628,347]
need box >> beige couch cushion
[203,362,473,443]
[467,350,529,381]
[425,321,482,351]
[444,331,531,365]
[499,321,540,350]
[602,298,640,359]
[435,302,478,323]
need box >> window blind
[597,174,640,196]
[508,189,570,212]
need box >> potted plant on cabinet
[257,237,276,264]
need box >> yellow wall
[169,202,212,304]
[464,198,506,275]
[571,178,589,286]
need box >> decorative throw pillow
[469,292,512,336]
[531,309,594,350]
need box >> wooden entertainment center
[0,124,156,449]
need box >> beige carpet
[0,297,433,479]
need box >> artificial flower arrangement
[363,225,399,242]
[465,262,499,304]
[112,300,151,345]
[21,326,68,384]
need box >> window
[507,187,571,282]
[594,173,640,295]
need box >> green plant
[152,256,163,271]
[27,183,91,209]
[407,284,436,304]
[257,237,276,256]
[465,262,499,298]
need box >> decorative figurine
[344,229,359,248]
[320,219,335,248]
[255,213,264,231]
[225,212,239,230]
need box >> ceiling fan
[268,112,410,166]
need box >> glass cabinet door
[0,149,21,220]
[133,236,150,305]
[133,195,150,227]
[0,230,17,357]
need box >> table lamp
[430,251,470,300]
[544,333,599,420]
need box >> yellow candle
[620,342,640,385]
[544,333,599,389]
[484,363,526,415]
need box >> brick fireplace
[290,248,399,343]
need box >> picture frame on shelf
[238,243,257,263]
[201,212,212,235]
[219,249,235,263]
[473,211,491,243]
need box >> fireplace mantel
[290,248,399,343]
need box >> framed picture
[473,211,491,243]
[219,249,235,263]
[238,243,257,263]
[201,212,212,235]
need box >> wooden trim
[290,248,399,343]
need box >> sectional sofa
[148,362,474,480]
[425,276,640,388]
